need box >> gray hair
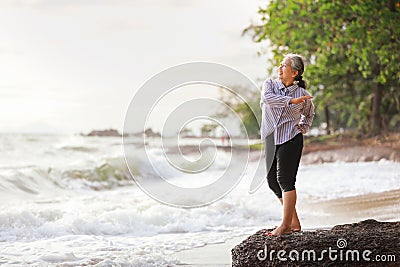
[284,53,307,88]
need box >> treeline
[243,0,400,136]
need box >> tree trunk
[388,0,395,12]
[371,82,382,135]
[324,105,331,135]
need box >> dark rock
[143,128,161,137]
[232,219,399,266]
[84,129,122,137]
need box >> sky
[0,0,271,134]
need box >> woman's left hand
[296,125,305,134]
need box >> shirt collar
[277,79,298,94]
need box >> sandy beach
[306,189,400,224]
[175,236,247,266]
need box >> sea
[0,133,399,266]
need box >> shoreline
[171,143,400,165]
[165,132,400,164]
[305,189,400,224]
[173,189,400,266]
[300,145,399,164]
[174,226,334,267]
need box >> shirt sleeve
[261,79,292,108]
[298,90,315,134]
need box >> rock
[143,128,161,137]
[232,219,399,266]
[84,129,122,137]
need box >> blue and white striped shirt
[260,78,315,145]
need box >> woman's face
[278,57,297,86]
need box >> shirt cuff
[298,124,310,134]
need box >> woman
[260,53,315,236]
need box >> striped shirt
[260,78,315,145]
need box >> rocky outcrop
[143,128,161,138]
[84,129,122,137]
[232,219,399,266]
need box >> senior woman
[260,53,315,236]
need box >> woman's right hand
[290,95,313,105]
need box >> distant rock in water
[232,219,399,267]
[84,129,122,137]
[143,128,161,137]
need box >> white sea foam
[296,160,400,200]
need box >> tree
[180,127,192,137]
[216,85,262,139]
[247,0,400,135]
[233,100,261,138]
[200,123,218,137]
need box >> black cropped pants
[266,133,303,198]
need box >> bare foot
[272,223,301,232]
[266,225,292,236]
[291,223,301,232]
[291,217,301,232]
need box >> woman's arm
[298,98,315,134]
[261,79,292,107]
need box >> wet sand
[304,189,400,225]
[175,236,246,266]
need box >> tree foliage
[200,123,218,137]
[216,85,262,138]
[248,0,400,135]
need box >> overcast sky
[0,0,270,134]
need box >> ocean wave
[61,158,134,190]
[0,156,137,194]
[59,145,99,153]
[0,184,275,242]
